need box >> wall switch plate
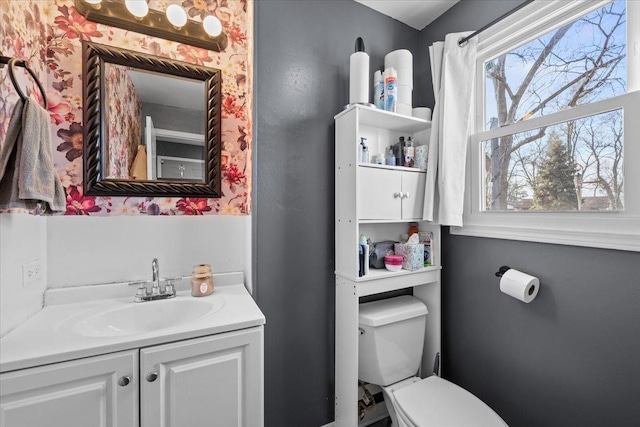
[22,259,42,286]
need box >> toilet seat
[393,376,508,427]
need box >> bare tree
[485,1,626,210]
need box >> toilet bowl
[358,296,507,427]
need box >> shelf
[358,164,426,173]
[334,104,431,133]
[336,266,441,297]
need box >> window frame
[452,0,640,252]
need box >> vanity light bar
[75,0,228,52]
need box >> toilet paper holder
[494,266,511,277]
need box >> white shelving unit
[334,105,441,427]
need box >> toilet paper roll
[350,51,370,104]
[500,269,540,303]
[413,107,432,121]
[385,50,413,88]
[397,103,412,116]
[397,84,412,106]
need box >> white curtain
[422,32,477,227]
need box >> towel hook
[7,58,48,110]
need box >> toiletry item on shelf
[369,240,397,269]
[415,144,428,171]
[373,70,384,109]
[360,137,370,164]
[419,231,433,267]
[375,153,384,165]
[385,146,396,166]
[349,37,370,105]
[405,136,415,168]
[393,136,405,166]
[191,264,214,297]
[394,234,424,271]
[383,67,397,112]
[384,255,403,272]
[408,222,419,237]
[359,234,370,275]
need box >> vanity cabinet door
[0,350,138,427]
[140,326,263,427]
[401,170,426,220]
[358,167,402,220]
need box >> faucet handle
[130,281,149,300]
[163,277,181,296]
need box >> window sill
[450,214,640,252]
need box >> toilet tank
[358,296,428,386]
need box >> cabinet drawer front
[0,350,138,427]
[358,167,402,220]
[140,327,263,427]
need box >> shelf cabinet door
[358,167,402,220]
[140,327,263,427]
[0,350,138,427]
[401,171,426,220]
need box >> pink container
[384,255,403,272]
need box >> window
[454,0,640,251]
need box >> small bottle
[408,222,419,237]
[405,136,415,168]
[375,153,384,165]
[385,146,396,166]
[395,136,405,166]
[191,264,214,297]
[384,67,397,112]
[359,234,369,275]
[373,70,384,110]
[359,137,369,163]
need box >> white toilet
[358,295,508,427]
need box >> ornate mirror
[82,41,221,197]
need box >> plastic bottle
[373,70,384,110]
[375,153,384,165]
[360,137,370,163]
[359,234,369,275]
[405,136,415,168]
[384,67,397,112]
[385,146,396,166]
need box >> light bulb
[125,0,149,19]
[203,15,222,37]
[166,4,187,28]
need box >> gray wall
[422,1,640,426]
[253,1,420,426]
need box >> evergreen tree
[533,132,578,210]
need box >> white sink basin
[68,296,225,337]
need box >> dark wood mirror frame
[82,41,222,198]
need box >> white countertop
[0,272,265,373]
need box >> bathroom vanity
[0,272,264,427]
[334,105,441,427]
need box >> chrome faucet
[132,258,177,303]
[151,258,160,295]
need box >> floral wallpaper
[0,0,252,216]
[104,64,141,180]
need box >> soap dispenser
[360,137,370,163]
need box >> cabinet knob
[118,376,131,387]
[146,372,158,382]
[403,192,410,199]
[394,192,402,198]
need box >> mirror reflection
[104,64,206,182]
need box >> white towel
[0,98,66,212]
[422,32,476,227]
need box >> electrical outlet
[22,259,42,286]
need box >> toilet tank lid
[359,296,428,327]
